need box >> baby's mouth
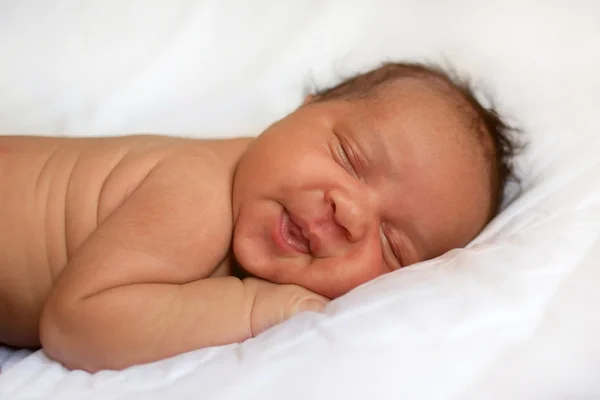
[280,210,310,254]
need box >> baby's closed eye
[380,224,404,269]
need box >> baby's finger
[290,297,329,315]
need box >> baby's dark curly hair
[309,61,522,219]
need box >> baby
[0,62,518,372]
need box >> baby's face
[232,80,492,298]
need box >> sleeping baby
[0,62,518,372]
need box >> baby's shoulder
[154,138,235,197]
[92,137,237,279]
[98,136,234,227]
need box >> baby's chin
[231,231,275,280]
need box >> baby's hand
[243,278,330,337]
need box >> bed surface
[1,1,599,399]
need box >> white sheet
[0,347,30,373]
[1,1,599,399]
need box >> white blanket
[1,1,599,399]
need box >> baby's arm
[44,276,321,372]
[40,154,326,372]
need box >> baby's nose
[324,187,377,244]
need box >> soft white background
[0,1,599,399]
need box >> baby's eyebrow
[377,135,397,179]
[356,116,401,176]
[349,126,393,177]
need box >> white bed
[1,1,600,399]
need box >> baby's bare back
[0,135,213,346]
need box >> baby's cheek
[302,244,389,298]
[342,246,388,293]
[358,249,388,282]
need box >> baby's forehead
[348,78,477,145]
[368,77,467,117]
[379,77,491,147]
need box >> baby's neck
[203,137,254,279]
[206,137,254,180]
